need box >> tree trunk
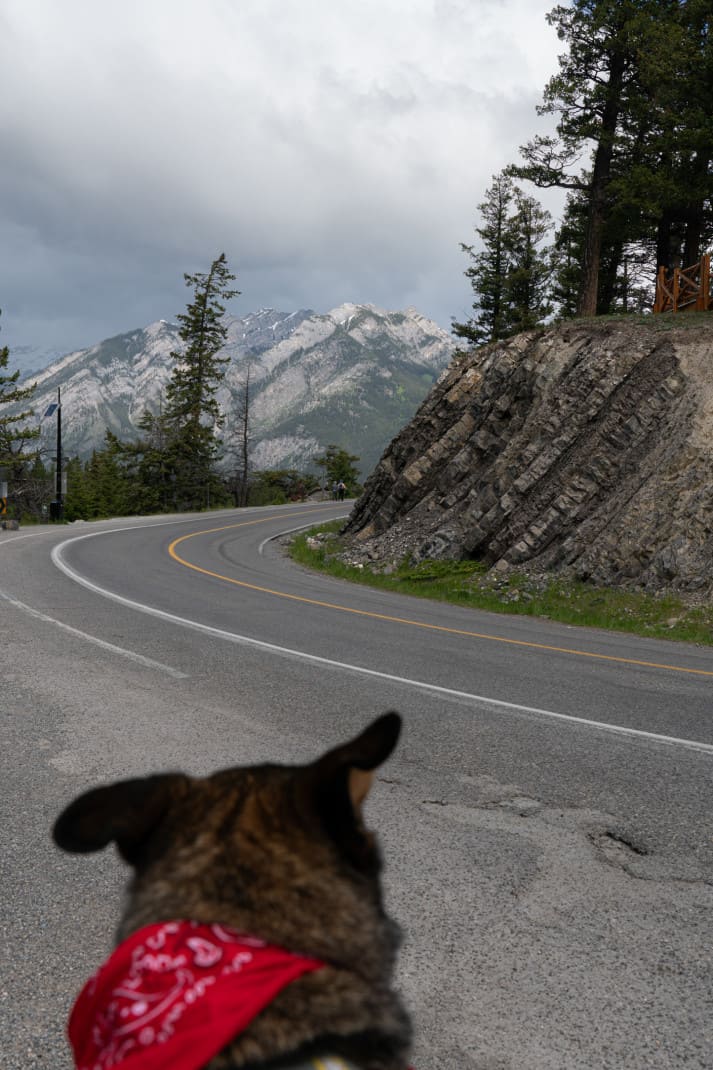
[597,237,624,315]
[656,210,675,272]
[682,153,710,266]
[576,47,626,317]
[238,364,251,508]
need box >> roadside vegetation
[290,521,713,647]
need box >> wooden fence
[654,253,712,313]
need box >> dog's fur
[53,713,411,1070]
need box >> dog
[53,712,412,1070]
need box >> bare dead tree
[231,360,252,507]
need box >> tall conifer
[505,189,553,333]
[0,309,40,473]
[512,1,713,314]
[453,172,516,345]
[165,253,239,509]
[454,172,552,346]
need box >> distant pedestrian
[337,480,346,501]
[332,481,339,501]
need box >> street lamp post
[43,389,63,521]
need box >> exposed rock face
[342,319,713,595]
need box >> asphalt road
[1,504,712,1069]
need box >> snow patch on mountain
[9,304,455,479]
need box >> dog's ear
[53,773,188,865]
[306,712,401,868]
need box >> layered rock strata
[342,320,713,595]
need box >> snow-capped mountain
[15,304,455,480]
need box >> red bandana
[68,920,324,1070]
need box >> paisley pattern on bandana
[68,921,323,1070]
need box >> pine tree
[513,1,713,314]
[453,172,515,346]
[82,447,128,518]
[315,445,361,493]
[0,310,40,518]
[165,253,240,509]
[454,172,552,345]
[550,191,588,318]
[0,310,39,466]
[647,0,713,271]
[504,189,554,333]
[104,411,176,514]
[512,1,642,316]
[63,456,92,521]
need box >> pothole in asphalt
[604,829,649,855]
[590,828,650,868]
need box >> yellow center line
[168,516,713,679]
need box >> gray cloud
[0,0,560,356]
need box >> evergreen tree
[0,309,40,517]
[104,411,175,515]
[512,1,640,315]
[0,309,39,470]
[648,0,713,270]
[454,172,552,345]
[83,447,128,518]
[513,1,713,314]
[453,172,515,345]
[549,184,639,315]
[165,253,240,509]
[133,408,174,512]
[315,445,361,493]
[550,191,588,318]
[64,429,171,522]
[63,456,92,521]
[504,188,554,333]
[99,431,160,516]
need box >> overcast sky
[1,0,563,358]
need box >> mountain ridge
[14,304,455,479]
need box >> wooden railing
[654,253,711,313]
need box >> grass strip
[289,521,713,646]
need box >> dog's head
[53,713,402,974]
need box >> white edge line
[51,529,713,758]
[0,519,221,680]
[0,587,188,679]
[257,515,350,555]
[0,508,342,681]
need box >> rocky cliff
[342,318,713,596]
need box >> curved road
[1,504,712,1070]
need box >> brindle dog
[53,713,411,1070]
